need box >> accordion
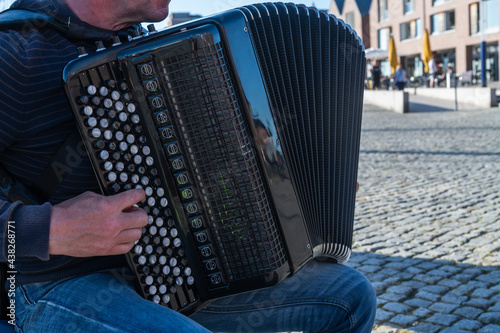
[63,2,365,314]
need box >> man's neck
[63,0,136,31]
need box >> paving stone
[413,307,433,318]
[453,306,483,320]
[382,302,412,314]
[441,293,468,305]
[414,291,441,302]
[419,285,449,295]
[439,328,473,333]
[452,319,483,331]
[378,293,407,302]
[375,309,395,322]
[429,302,459,313]
[478,324,500,333]
[427,313,460,326]
[464,299,495,310]
[386,286,414,296]
[389,314,418,327]
[404,298,432,308]
[471,288,497,298]
[477,312,500,325]
[410,322,441,333]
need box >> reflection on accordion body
[63,2,366,315]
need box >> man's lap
[13,261,376,332]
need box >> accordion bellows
[63,2,365,314]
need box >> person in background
[371,60,381,90]
[394,65,407,91]
[0,0,377,332]
[428,55,438,88]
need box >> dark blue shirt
[0,0,126,284]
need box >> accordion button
[175,277,183,286]
[134,245,143,255]
[130,145,139,155]
[78,95,89,105]
[187,276,195,286]
[91,128,101,138]
[96,108,105,117]
[146,157,155,167]
[94,140,105,150]
[87,85,97,95]
[118,111,127,122]
[86,117,97,127]
[137,255,147,265]
[99,86,109,96]
[131,114,140,124]
[119,173,128,183]
[82,106,93,116]
[162,295,170,304]
[148,226,157,237]
[119,81,129,91]
[99,151,109,160]
[169,258,178,267]
[205,260,217,271]
[91,96,100,106]
[114,161,124,172]
[144,275,154,286]
[103,98,113,109]
[133,155,142,165]
[148,255,157,265]
[169,228,178,238]
[173,238,182,248]
[162,237,170,247]
[159,284,167,295]
[158,255,167,266]
[104,131,113,141]
[189,217,203,229]
[106,79,117,89]
[131,174,139,184]
[103,161,113,171]
[138,62,154,77]
[152,294,160,303]
[142,146,151,155]
[111,90,121,101]
[199,245,212,257]
[159,227,167,237]
[173,267,181,277]
[123,92,133,103]
[209,273,223,286]
[119,142,128,151]
[115,101,124,112]
[127,103,137,113]
[160,198,168,208]
[99,119,109,128]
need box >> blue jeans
[13,261,376,332]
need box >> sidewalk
[354,103,500,332]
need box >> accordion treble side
[63,2,365,314]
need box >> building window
[432,0,451,6]
[403,0,415,14]
[345,11,355,28]
[431,10,455,34]
[378,27,392,50]
[470,1,499,35]
[378,0,389,22]
[400,19,421,40]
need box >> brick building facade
[329,0,500,83]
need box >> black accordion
[63,2,365,314]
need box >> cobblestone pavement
[350,103,500,332]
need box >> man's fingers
[108,189,146,211]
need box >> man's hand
[49,189,148,257]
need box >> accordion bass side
[63,3,365,314]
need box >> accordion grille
[155,40,287,280]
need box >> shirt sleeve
[0,30,53,261]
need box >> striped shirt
[0,0,126,284]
